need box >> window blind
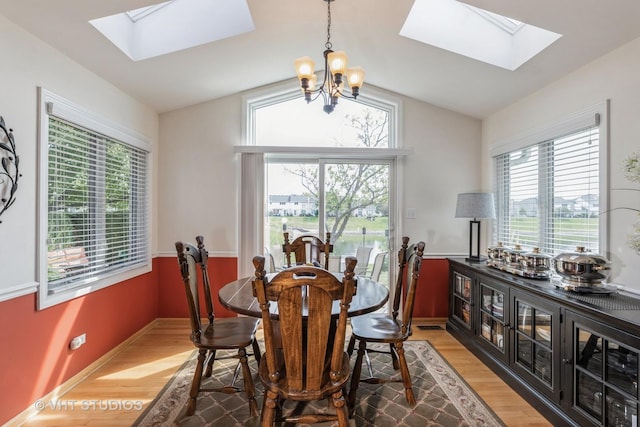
[46,116,149,292]
[495,123,600,256]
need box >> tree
[289,108,389,241]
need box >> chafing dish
[554,246,611,288]
[519,247,553,272]
[487,242,509,266]
[504,244,527,267]
[487,243,552,279]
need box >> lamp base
[465,256,487,264]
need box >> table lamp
[455,192,496,263]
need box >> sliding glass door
[265,159,392,286]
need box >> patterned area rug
[134,341,504,426]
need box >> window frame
[37,88,152,309]
[489,100,609,257]
[242,79,402,148]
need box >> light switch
[407,208,416,219]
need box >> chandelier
[294,0,365,114]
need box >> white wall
[0,13,158,300]
[158,95,242,257]
[158,91,482,258]
[482,36,640,291]
[401,97,483,254]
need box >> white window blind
[495,121,600,256]
[44,112,149,296]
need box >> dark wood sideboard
[447,258,640,427]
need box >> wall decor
[0,116,20,223]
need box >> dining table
[218,272,389,320]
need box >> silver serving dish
[486,244,552,279]
[504,244,526,267]
[519,247,553,272]
[487,242,509,265]
[554,246,611,287]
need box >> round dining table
[218,273,389,319]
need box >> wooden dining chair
[175,236,261,417]
[252,255,358,426]
[346,238,409,358]
[282,231,333,270]
[347,238,425,410]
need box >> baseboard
[414,317,448,324]
[5,319,160,427]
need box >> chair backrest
[175,236,215,338]
[369,251,387,282]
[282,231,333,270]
[355,246,373,275]
[252,256,357,393]
[401,241,425,334]
[391,236,410,320]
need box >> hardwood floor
[14,318,551,426]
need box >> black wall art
[0,116,20,223]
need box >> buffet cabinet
[447,258,640,427]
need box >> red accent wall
[413,258,450,318]
[0,260,158,425]
[156,256,239,318]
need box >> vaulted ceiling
[2,0,640,118]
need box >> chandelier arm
[332,87,358,100]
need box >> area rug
[134,341,504,427]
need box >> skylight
[400,0,562,71]
[90,0,254,61]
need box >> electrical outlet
[69,333,86,350]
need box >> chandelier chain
[325,0,332,50]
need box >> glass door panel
[606,341,638,396]
[323,161,391,286]
[569,315,640,427]
[514,299,553,388]
[265,162,319,271]
[452,272,472,329]
[479,282,506,353]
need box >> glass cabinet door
[452,271,472,329]
[511,289,560,404]
[515,301,553,385]
[479,280,506,354]
[568,312,639,427]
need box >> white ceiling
[2,0,640,118]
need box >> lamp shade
[455,193,496,219]
[346,66,365,89]
[327,50,348,75]
[294,56,315,80]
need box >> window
[492,103,608,256]
[238,81,406,280]
[38,89,151,309]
